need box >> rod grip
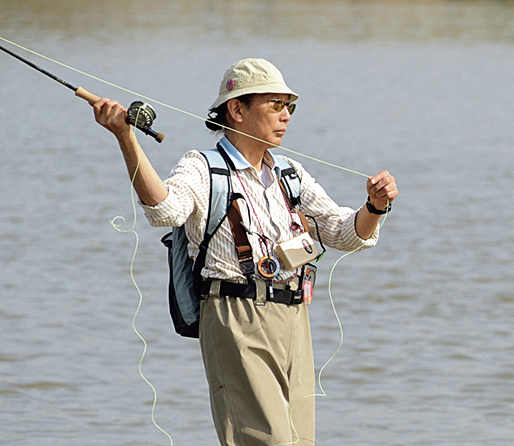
[75,86,101,105]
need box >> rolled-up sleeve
[138,151,210,228]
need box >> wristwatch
[366,196,392,215]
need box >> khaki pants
[200,292,315,446]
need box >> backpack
[161,144,302,338]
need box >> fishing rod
[0,44,165,143]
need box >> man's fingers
[369,171,394,192]
[367,170,398,205]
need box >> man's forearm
[117,131,168,206]
[354,205,381,240]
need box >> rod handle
[75,86,100,105]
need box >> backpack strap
[275,157,309,232]
[277,179,310,233]
[276,157,301,207]
[194,144,257,288]
[192,146,233,295]
[201,146,234,238]
[211,144,255,279]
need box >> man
[93,58,398,446]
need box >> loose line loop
[109,112,174,446]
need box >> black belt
[201,281,302,305]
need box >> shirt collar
[218,136,282,176]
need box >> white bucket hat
[209,58,299,110]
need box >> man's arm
[92,98,168,206]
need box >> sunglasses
[251,98,296,115]
[268,99,296,115]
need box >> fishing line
[109,109,173,446]
[1,36,393,444]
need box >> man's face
[240,93,293,149]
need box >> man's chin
[267,136,284,148]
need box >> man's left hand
[367,170,398,210]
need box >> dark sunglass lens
[288,103,296,115]
[271,100,285,112]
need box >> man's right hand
[92,98,132,141]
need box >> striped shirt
[140,136,378,283]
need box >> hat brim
[210,83,299,110]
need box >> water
[1,1,514,445]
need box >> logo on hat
[226,79,235,91]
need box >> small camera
[274,233,320,271]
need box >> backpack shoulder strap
[199,145,254,280]
[200,146,233,238]
[276,156,302,207]
[191,146,233,294]
[275,156,310,232]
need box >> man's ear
[226,98,246,124]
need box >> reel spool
[126,101,165,143]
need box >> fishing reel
[126,101,165,143]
